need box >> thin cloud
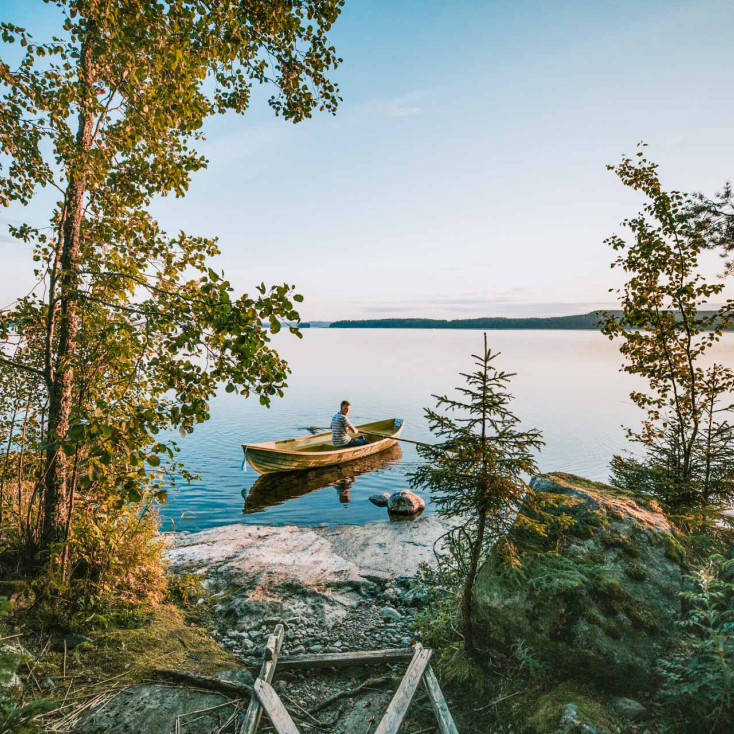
[378,102,423,117]
[371,91,424,118]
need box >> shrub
[659,555,734,733]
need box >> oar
[306,426,435,449]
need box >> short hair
[340,400,351,409]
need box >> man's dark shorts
[344,436,367,447]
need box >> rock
[309,644,324,653]
[75,684,240,734]
[369,492,390,507]
[379,606,402,622]
[382,586,400,602]
[559,703,598,734]
[526,682,614,734]
[40,677,55,691]
[400,636,411,646]
[474,472,683,694]
[0,645,23,699]
[291,645,306,655]
[387,490,425,515]
[608,696,646,721]
[216,668,255,687]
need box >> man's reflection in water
[334,477,355,504]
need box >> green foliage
[687,181,734,274]
[0,0,344,595]
[659,555,734,733]
[166,572,207,608]
[601,146,734,510]
[0,698,51,734]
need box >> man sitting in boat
[331,401,367,448]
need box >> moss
[544,472,624,496]
[624,602,659,633]
[600,531,640,558]
[624,561,648,581]
[662,533,686,565]
[527,681,618,734]
[31,604,236,689]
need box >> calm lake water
[159,329,734,532]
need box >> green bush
[659,555,734,732]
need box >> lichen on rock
[474,472,684,693]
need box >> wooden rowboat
[242,418,404,474]
[243,444,403,512]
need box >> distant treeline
[329,311,732,330]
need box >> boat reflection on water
[242,444,403,514]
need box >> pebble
[380,606,402,621]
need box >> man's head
[340,400,351,415]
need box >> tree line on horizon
[328,310,734,330]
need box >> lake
[159,329,734,532]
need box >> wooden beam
[277,648,414,670]
[242,623,285,734]
[254,679,301,734]
[423,665,459,734]
[374,644,433,734]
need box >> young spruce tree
[410,334,543,657]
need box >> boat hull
[243,418,404,474]
[243,444,403,513]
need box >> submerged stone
[369,492,390,507]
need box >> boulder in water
[387,490,425,515]
[369,492,390,507]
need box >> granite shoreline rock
[474,472,684,693]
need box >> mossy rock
[474,473,683,694]
[527,682,617,733]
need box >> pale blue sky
[2,0,733,319]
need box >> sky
[2,0,734,320]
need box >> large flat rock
[167,516,447,588]
[166,516,449,656]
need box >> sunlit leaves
[601,147,734,508]
[0,1,343,561]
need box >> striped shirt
[331,411,356,447]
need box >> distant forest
[328,311,732,330]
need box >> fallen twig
[474,689,524,712]
[0,632,24,642]
[152,668,252,699]
[310,675,394,714]
[282,692,329,729]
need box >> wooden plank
[276,648,414,670]
[374,644,433,734]
[254,679,301,734]
[423,664,459,734]
[242,624,285,734]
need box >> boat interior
[249,418,401,454]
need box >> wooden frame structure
[244,627,459,734]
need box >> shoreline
[166,515,449,661]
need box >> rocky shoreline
[167,516,449,661]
